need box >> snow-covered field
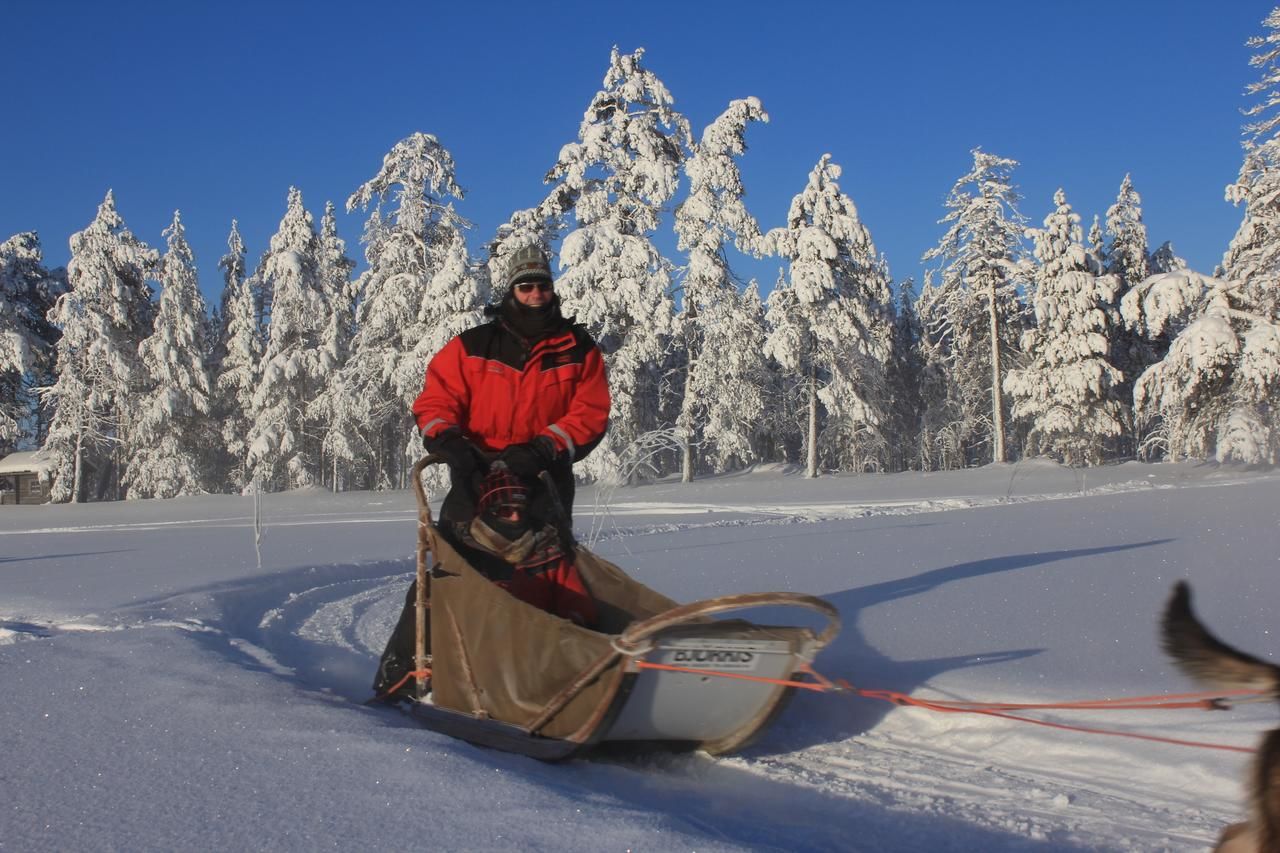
[3,460,1279,851]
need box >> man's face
[514,279,554,307]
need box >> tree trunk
[988,278,1006,464]
[679,372,695,485]
[71,430,83,504]
[806,363,818,479]
[376,430,386,490]
[679,321,697,485]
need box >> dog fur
[1161,581,1280,853]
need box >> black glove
[424,429,484,483]
[497,435,559,479]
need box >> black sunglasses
[514,281,554,294]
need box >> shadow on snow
[746,539,1175,756]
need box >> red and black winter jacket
[412,317,610,462]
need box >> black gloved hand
[497,435,559,479]
[424,429,484,483]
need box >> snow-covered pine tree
[1119,269,1210,359]
[204,305,224,375]
[249,268,270,344]
[212,221,262,492]
[1026,190,1093,302]
[547,47,690,482]
[307,201,365,491]
[1124,269,1275,462]
[673,97,769,481]
[749,281,798,466]
[1104,175,1150,293]
[885,278,924,472]
[308,346,367,492]
[0,232,63,453]
[763,154,895,477]
[914,271,968,470]
[1087,215,1105,272]
[1149,241,1187,275]
[865,254,898,466]
[1005,189,1124,465]
[344,132,483,489]
[400,218,482,400]
[1102,174,1153,451]
[42,191,157,502]
[920,149,1029,466]
[207,220,246,379]
[317,201,356,372]
[316,201,357,391]
[125,212,213,498]
[1113,249,1193,459]
[1223,12,1280,310]
[725,281,773,464]
[686,280,772,475]
[1140,8,1280,465]
[245,187,327,490]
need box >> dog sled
[399,457,841,761]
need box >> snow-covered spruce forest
[3,34,1280,504]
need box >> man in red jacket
[372,245,610,699]
[413,246,609,528]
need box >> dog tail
[1161,581,1280,696]
[1162,581,1280,853]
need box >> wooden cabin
[0,451,54,505]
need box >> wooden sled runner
[405,457,840,761]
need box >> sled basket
[406,457,840,760]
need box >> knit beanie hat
[505,245,553,291]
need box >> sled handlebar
[412,455,574,540]
[410,455,447,699]
[411,455,443,525]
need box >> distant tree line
[2,26,1279,502]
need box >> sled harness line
[631,660,1263,754]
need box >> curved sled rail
[615,592,840,653]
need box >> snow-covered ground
[2,460,1278,851]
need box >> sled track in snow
[724,729,1232,850]
[222,564,414,698]
[258,573,400,661]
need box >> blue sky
[1,1,1270,307]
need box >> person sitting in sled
[372,245,611,699]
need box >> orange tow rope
[631,660,1263,754]
[377,668,432,701]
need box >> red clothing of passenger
[499,558,598,627]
